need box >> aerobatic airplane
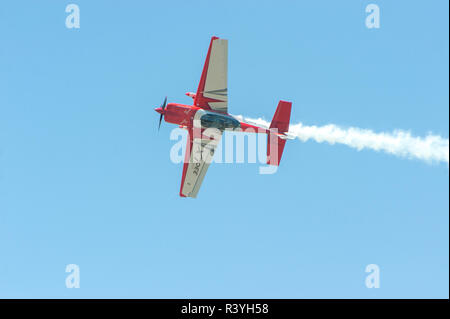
[155,36,293,198]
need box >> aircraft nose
[155,107,163,114]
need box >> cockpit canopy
[200,113,241,130]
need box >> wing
[193,36,228,113]
[179,128,223,198]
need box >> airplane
[155,36,293,198]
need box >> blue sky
[0,0,448,298]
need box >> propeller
[156,96,167,131]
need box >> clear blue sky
[0,0,448,298]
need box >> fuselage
[155,102,269,133]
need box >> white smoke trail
[234,115,449,164]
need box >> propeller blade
[158,113,163,131]
[157,96,167,131]
[161,96,167,111]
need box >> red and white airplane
[155,36,293,198]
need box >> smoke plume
[235,115,449,164]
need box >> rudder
[267,100,292,166]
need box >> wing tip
[179,191,196,198]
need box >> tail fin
[267,100,292,166]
